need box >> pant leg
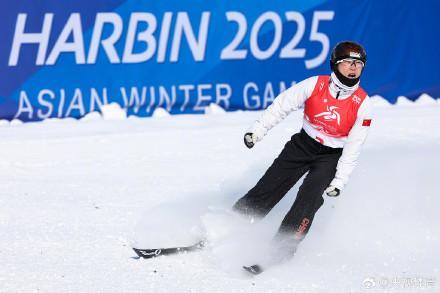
[233,133,310,217]
[277,152,342,240]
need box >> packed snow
[0,99,439,292]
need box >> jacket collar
[329,72,359,100]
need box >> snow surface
[396,96,415,107]
[101,103,127,120]
[370,96,392,108]
[152,107,171,118]
[1,103,439,292]
[204,103,227,115]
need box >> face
[336,58,364,79]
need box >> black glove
[325,186,340,197]
[244,132,256,149]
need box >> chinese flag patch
[362,119,372,126]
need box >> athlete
[234,41,373,272]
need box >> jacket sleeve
[248,76,318,140]
[329,97,373,190]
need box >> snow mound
[204,103,226,115]
[80,111,102,122]
[396,96,414,106]
[370,95,392,107]
[152,107,170,118]
[415,93,437,106]
[10,119,23,126]
[42,118,63,124]
[101,103,127,120]
[41,117,76,124]
[127,115,141,121]
[0,120,10,127]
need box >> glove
[244,132,257,149]
[325,186,340,197]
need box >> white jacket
[248,73,372,190]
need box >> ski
[132,240,205,259]
[243,264,263,275]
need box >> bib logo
[352,94,361,104]
[314,105,341,125]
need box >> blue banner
[1,0,439,121]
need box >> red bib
[304,76,367,138]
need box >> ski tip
[132,247,163,259]
[243,264,263,275]
[132,240,206,259]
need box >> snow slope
[0,104,439,292]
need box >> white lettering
[65,88,85,116]
[305,11,334,69]
[170,12,210,62]
[14,91,34,119]
[90,87,108,112]
[120,86,146,113]
[279,12,306,58]
[243,82,260,109]
[220,12,248,60]
[9,13,53,66]
[158,86,176,112]
[157,12,172,63]
[37,89,55,119]
[87,13,123,64]
[58,89,66,118]
[147,87,156,113]
[46,13,85,65]
[279,81,288,93]
[215,83,232,109]
[122,13,157,63]
[250,12,282,60]
[194,84,212,111]
[263,82,275,108]
[178,84,194,112]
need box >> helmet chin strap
[334,69,360,87]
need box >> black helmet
[330,41,367,71]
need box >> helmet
[330,41,367,71]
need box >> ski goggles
[336,58,365,68]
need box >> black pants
[233,129,342,242]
